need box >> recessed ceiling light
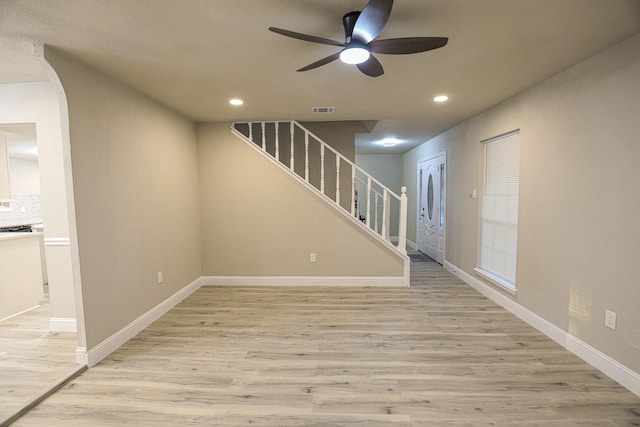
[380,137,400,147]
[434,95,449,103]
[229,98,244,106]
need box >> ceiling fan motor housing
[343,11,361,41]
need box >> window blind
[480,131,520,286]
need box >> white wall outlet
[604,309,617,330]
[309,253,317,263]
[157,271,163,284]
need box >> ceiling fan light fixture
[339,47,370,65]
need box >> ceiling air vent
[312,107,335,114]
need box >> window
[475,130,520,292]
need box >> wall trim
[75,346,87,365]
[44,237,71,246]
[83,277,202,367]
[444,261,640,397]
[406,239,417,250]
[49,317,77,333]
[203,276,408,287]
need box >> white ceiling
[1,0,639,154]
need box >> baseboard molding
[44,237,71,247]
[84,277,203,367]
[75,346,87,365]
[203,276,408,287]
[406,239,417,250]
[444,261,640,397]
[49,317,77,333]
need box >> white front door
[417,154,446,264]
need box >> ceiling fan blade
[352,0,393,43]
[269,27,345,47]
[369,37,449,54]
[357,55,384,77]
[297,52,342,72]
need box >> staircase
[231,121,407,255]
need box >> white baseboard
[444,261,640,397]
[49,317,77,333]
[84,277,202,367]
[75,346,87,365]
[406,239,417,250]
[203,276,407,287]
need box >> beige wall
[300,121,365,211]
[45,49,202,348]
[199,122,404,277]
[403,34,640,373]
[356,154,403,237]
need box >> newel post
[398,186,408,254]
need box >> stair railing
[231,121,407,254]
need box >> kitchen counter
[0,218,42,228]
[0,232,44,321]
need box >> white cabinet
[0,233,44,320]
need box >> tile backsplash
[0,193,42,226]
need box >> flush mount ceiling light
[229,98,244,106]
[339,46,370,64]
[434,95,449,103]
[380,137,400,147]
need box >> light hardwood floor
[0,289,79,424]
[12,260,640,426]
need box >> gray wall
[45,48,202,348]
[355,153,403,238]
[403,34,640,374]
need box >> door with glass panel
[417,154,445,264]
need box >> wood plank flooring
[0,289,79,424]
[12,261,640,426]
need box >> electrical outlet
[605,309,617,330]
[157,271,163,284]
[310,253,317,263]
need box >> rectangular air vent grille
[312,107,335,114]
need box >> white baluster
[381,189,388,241]
[398,186,408,254]
[374,194,379,233]
[290,121,295,171]
[350,167,356,216]
[335,157,340,204]
[304,132,309,182]
[366,177,371,227]
[275,122,280,161]
[249,122,253,141]
[320,144,325,194]
[261,122,266,150]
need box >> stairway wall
[198,122,404,278]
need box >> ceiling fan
[268,0,448,77]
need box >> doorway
[417,153,446,264]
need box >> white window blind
[479,130,520,288]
